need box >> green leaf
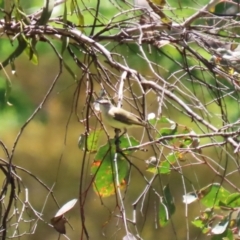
[159,201,169,227]
[91,137,137,197]
[159,184,175,226]
[38,0,55,25]
[25,42,38,65]
[184,183,230,208]
[0,36,27,71]
[199,183,230,208]
[192,218,210,233]
[91,142,129,197]
[95,137,139,160]
[192,218,205,228]
[146,160,170,174]
[210,1,236,14]
[118,135,139,152]
[78,130,102,153]
[166,152,179,163]
[220,193,240,208]
[15,6,31,24]
[147,152,178,174]
[70,0,84,27]
[157,153,177,174]
[192,209,212,233]
[159,125,177,137]
[149,116,175,125]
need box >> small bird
[96,99,146,131]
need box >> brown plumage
[97,99,146,129]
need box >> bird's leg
[114,128,128,152]
[114,128,121,145]
[114,128,123,152]
[119,128,127,139]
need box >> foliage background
[1,0,240,239]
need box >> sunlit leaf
[147,152,177,174]
[147,160,170,174]
[183,192,198,204]
[192,218,210,234]
[166,152,179,163]
[50,198,78,234]
[184,183,230,208]
[91,156,128,197]
[91,140,129,197]
[192,209,212,234]
[159,124,177,137]
[192,218,205,228]
[70,0,84,28]
[220,193,240,208]
[227,193,240,207]
[199,183,230,208]
[159,201,169,227]
[25,44,38,65]
[54,199,78,218]
[211,213,231,235]
[159,160,171,174]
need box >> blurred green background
[1,0,239,239]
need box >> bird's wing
[112,108,145,126]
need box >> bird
[96,99,146,131]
